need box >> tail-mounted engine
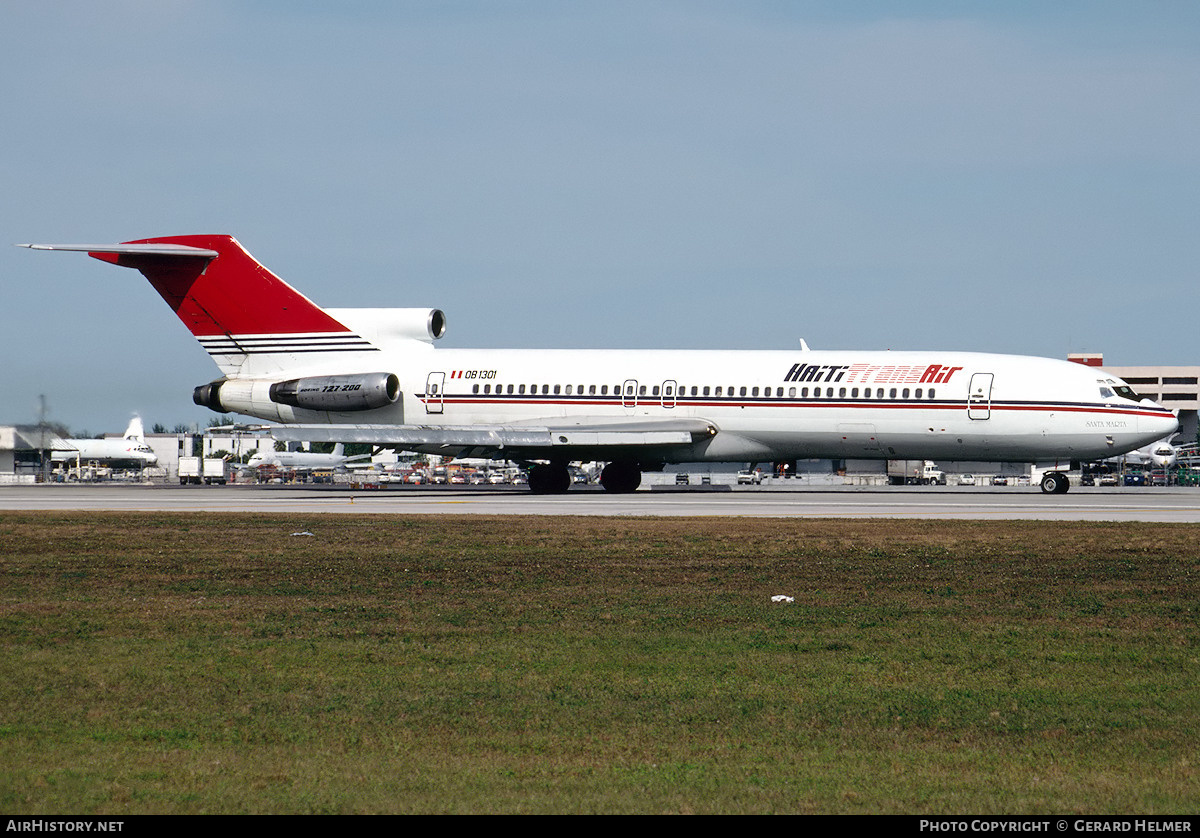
[269,373,401,411]
[194,372,401,417]
[324,307,446,343]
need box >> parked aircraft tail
[123,414,147,441]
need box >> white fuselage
[52,437,158,465]
[228,344,1178,465]
[247,450,354,469]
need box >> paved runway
[3,483,1200,521]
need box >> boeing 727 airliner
[21,235,1178,494]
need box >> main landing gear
[599,461,641,493]
[528,463,572,494]
[1040,472,1070,494]
[526,461,644,494]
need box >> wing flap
[262,417,716,455]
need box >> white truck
[202,458,229,485]
[179,456,229,485]
[887,460,945,486]
[179,456,202,485]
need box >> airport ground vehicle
[202,458,229,484]
[737,469,763,485]
[178,456,202,485]
[887,460,945,485]
[1177,467,1200,487]
[179,456,230,484]
[958,473,976,486]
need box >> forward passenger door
[967,373,993,420]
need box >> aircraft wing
[263,417,717,459]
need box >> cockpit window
[1098,378,1142,402]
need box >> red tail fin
[88,235,348,338]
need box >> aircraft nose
[1142,406,1179,441]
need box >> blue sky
[3,1,1198,433]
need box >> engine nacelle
[194,372,401,416]
[269,373,401,411]
[193,381,225,412]
[325,307,446,344]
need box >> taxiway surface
[3,484,1200,522]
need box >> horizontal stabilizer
[18,243,219,258]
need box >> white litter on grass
[290,531,314,537]
[771,595,794,603]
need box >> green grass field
[1,513,1196,814]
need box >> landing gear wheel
[1040,472,1070,494]
[600,461,642,493]
[528,464,572,494]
